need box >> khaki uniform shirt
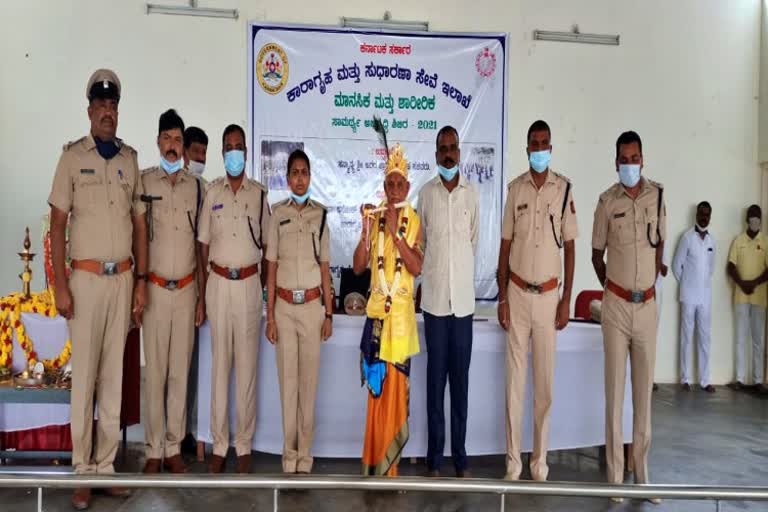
[197,177,271,268]
[728,232,768,307]
[592,178,667,292]
[47,134,145,262]
[501,169,579,284]
[265,198,330,290]
[141,167,203,280]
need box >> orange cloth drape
[361,363,409,476]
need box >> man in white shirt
[418,126,479,478]
[672,201,715,392]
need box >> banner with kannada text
[249,23,508,300]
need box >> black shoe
[681,383,691,391]
[652,383,659,391]
[181,433,197,456]
[727,381,744,391]
[703,385,716,393]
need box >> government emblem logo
[257,43,289,95]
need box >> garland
[0,290,72,371]
[376,208,409,314]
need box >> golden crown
[385,143,408,179]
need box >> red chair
[574,290,603,320]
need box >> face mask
[224,150,245,177]
[437,164,459,181]
[160,155,182,174]
[528,150,551,173]
[188,160,205,177]
[748,217,761,232]
[618,164,641,188]
[290,190,310,205]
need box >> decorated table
[0,298,140,459]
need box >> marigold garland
[0,290,72,371]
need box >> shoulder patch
[118,139,137,156]
[310,199,328,211]
[206,176,225,192]
[250,178,267,192]
[62,136,86,152]
[273,198,290,210]
[554,171,571,184]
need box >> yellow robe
[365,204,420,364]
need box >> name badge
[80,169,95,175]
[613,212,626,219]
[279,219,291,226]
[212,204,223,211]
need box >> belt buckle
[165,280,178,290]
[630,290,644,304]
[228,268,241,280]
[292,290,306,305]
[527,283,542,295]
[102,262,118,276]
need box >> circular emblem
[475,47,497,78]
[257,43,289,95]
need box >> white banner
[249,24,508,300]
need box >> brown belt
[277,286,321,305]
[71,259,132,276]
[509,271,559,294]
[605,279,655,304]
[210,262,259,281]
[149,272,195,291]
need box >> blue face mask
[290,190,310,205]
[160,155,182,174]
[618,164,641,187]
[437,164,459,181]
[224,150,245,177]
[528,150,551,173]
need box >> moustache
[443,159,455,167]
[165,149,178,158]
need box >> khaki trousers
[274,298,324,473]
[68,270,133,474]
[602,290,657,484]
[206,272,262,457]
[142,281,196,459]
[504,284,558,481]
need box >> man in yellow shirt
[727,204,768,389]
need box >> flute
[363,201,409,247]
[364,201,409,215]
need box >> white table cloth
[196,315,633,457]
[0,313,71,431]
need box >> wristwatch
[325,312,333,320]
[134,273,148,282]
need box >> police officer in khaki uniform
[198,124,271,474]
[497,120,578,482]
[140,109,206,474]
[180,125,209,456]
[48,69,147,510]
[265,149,333,474]
[591,130,666,504]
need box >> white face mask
[748,217,761,233]
[188,160,205,177]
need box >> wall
[0,0,761,383]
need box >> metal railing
[2,473,768,512]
